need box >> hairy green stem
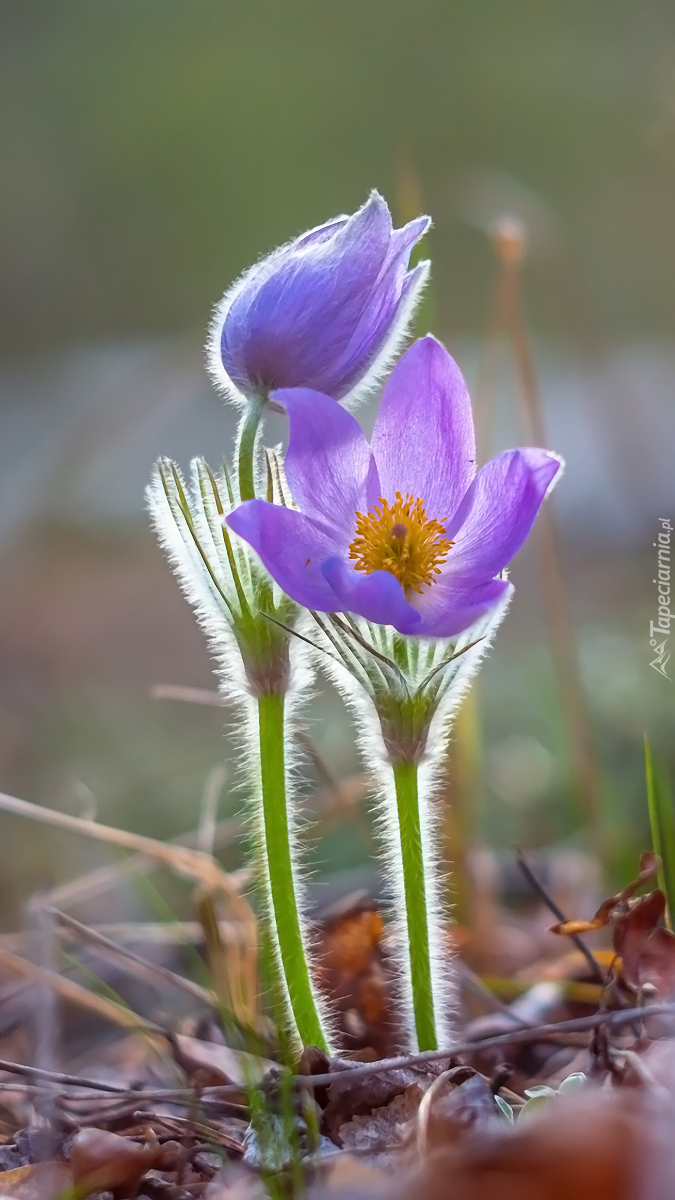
[392,759,437,1051]
[238,393,267,501]
[257,691,330,1053]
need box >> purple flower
[208,191,430,405]
[227,337,563,638]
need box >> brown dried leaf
[0,1163,72,1200]
[204,1162,268,1200]
[338,1083,424,1153]
[318,1154,388,1194]
[551,853,659,938]
[316,897,399,1057]
[323,1061,436,1141]
[613,892,675,993]
[418,1073,501,1154]
[70,1127,161,1192]
[172,1032,276,1086]
[400,1090,644,1200]
[551,853,675,997]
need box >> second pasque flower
[209,191,430,406]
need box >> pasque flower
[227,336,563,637]
[208,191,430,405]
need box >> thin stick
[515,849,606,988]
[0,1060,129,1094]
[0,945,166,1038]
[292,1002,675,1089]
[49,908,218,1009]
[453,957,531,1027]
[0,790,237,897]
[132,1110,243,1145]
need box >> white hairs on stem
[304,588,512,1050]
[147,458,336,1050]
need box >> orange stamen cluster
[348,492,453,593]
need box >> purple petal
[222,194,392,394]
[272,388,372,538]
[218,193,430,400]
[322,557,421,630]
[324,248,429,399]
[226,501,341,610]
[447,449,563,580]
[370,337,476,524]
[411,576,512,638]
[292,215,348,250]
[384,215,431,265]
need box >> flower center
[348,492,453,594]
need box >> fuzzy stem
[392,758,437,1051]
[238,393,267,502]
[256,691,330,1053]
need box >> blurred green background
[1,0,674,925]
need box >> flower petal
[214,193,430,403]
[338,258,431,408]
[221,193,392,395]
[273,387,372,538]
[447,448,563,580]
[321,557,421,630]
[412,576,513,638]
[370,336,476,523]
[227,500,341,610]
[292,215,348,250]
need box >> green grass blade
[645,734,675,929]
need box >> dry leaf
[172,1032,276,1086]
[311,1154,389,1197]
[400,1090,642,1200]
[551,852,659,938]
[0,1162,72,1200]
[323,1061,435,1141]
[551,853,675,996]
[70,1127,161,1192]
[418,1073,501,1154]
[316,897,399,1057]
[338,1082,424,1153]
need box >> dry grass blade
[0,945,165,1037]
[49,908,219,1009]
[0,1060,129,1094]
[0,919,252,955]
[35,824,247,912]
[151,683,230,707]
[0,789,238,897]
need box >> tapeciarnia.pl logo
[650,517,672,680]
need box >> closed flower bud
[208,190,430,406]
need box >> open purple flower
[208,191,430,406]
[227,337,563,638]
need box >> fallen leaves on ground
[0,1163,72,1200]
[171,1032,277,1086]
[551,851,675,995]
[70,1126,162,1191]
[315,893,400,1057]
[417,1072,502,1154]
[311,1082,675,1200]
[338,1082,423,1158]
[321,1059,439,1142]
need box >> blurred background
[1,0,674,928]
